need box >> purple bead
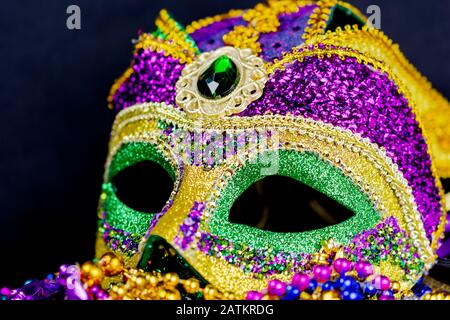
[333,258,352,274]
[246,291,264,300]
[354,261,373,278]
[373,275,391,291]
[313,265,332,283]
[268,280,286,296]
[291,273,310,291]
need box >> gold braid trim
[336,1,368,24]
[185,9,244,34]
[155,9,199,56]
[302,0,337,41]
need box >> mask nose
[138,235,207,285]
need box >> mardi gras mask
[91,0,450,297]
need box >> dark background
[0,1,449,287]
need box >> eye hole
[229,175,354,232]
[325,5,365,32]
[111,161,174,213]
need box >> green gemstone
[197,55,240,99]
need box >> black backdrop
[0,1,449,287]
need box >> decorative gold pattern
[175,46,268,118]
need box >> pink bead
[373,275,391,291]
[0,287,11,296]
[313,265,332,283]
[246,291,263,300]
[379,295,394,301]
[354,261,373,278]
[291,273,310,291]
[333,258,352,274]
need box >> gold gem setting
[175,46,268,118]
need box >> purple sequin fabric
[190,17,246,52]
[111,49,184,111]
[259,5,315,61]
[240,53,441,239]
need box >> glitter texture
[190,17,246,52]
[258,5,314,61]
[344,216,424,282]
[174,201,205,250]
[111,49,184,111]
[240,54,441,239]
[209,150,380,253]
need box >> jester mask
[4,0,450,301]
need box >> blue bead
[342,290,364,301]
[322,281,335,291]
[364,284,377,297]
[382,289,394,297]
[283,285,300,300]
[419,286,432,297]
[337,276,359,291]
[306,279,318,293]
[412,283,431,297]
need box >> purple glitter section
[259,5,315,61]
[174,201,205,250]
[190,17,246,52]
[240,53,441,239]
[112,48,184,111]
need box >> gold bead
[183,278,200,294]
[300,292,312,300]
[436,292,446,300]
[322,290,340,300]
[80,262,103,286]
[134,276,147,289]
[204,285,218,300]
[422,293,431,300]
[166,289,181,300]
[116,287,126,297]
[158,288,167,300]
[391,281,400,293]
[163,272,180,288]
[148,275,159,287]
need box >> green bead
[197,55,240,99]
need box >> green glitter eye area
[111,161,174,214]
[107,142,177,215]
[209,150,380,253]
[229,175,355,232]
